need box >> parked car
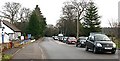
[58,34,64,41]
[52,36,55,39]
[63,37,68,43]
[66,37,77,44]
[76,37,87,47]
[85,33,116,54]
[53,36,58,40]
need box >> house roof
[2,20,21,32]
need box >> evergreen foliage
[83,2,101,36]
[26,5,46,39]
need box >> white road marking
[38,45,46,59]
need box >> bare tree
[62,2,76,21]
[61,0,88,38]
[0,2,31,24]
[19,8,31,22]
[0,2,21,24]
[108,19,119,39]
[72,0,89,39]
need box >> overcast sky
[0,0,119,27]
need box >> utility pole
[77,12,79,40]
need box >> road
[40,37,119,59]
[11,37,119,61]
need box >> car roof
[90,33,106,36]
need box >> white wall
[1,22,14,33]
[0,28,10,43]
[1,21,21,40]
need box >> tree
[19,8,31,22]
[83,2,101,36]
[71,0,88,39]
[26,5,46,39]
[35,5,47,36]
[0,2,21,24]
[44,25,59,37]
[108,19,119,38]
[0,2,31,24]
[58,0,87,38]
[56,0,88,37]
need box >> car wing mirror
[90,36,94,42]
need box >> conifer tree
[27,5,46,39]
[83,2,101,35]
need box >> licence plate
[105,47,112,49]
[72,42,75,43]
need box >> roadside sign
[2,34,4,43]
[28,34,31,39]
[21,36,24,40]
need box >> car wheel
[79,44,82,47]
[85,46,89,51]
[111,51,116,54]
[93,47,98,54]
[66,41,69,44]
[76,44,78,47]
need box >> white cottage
[0,20,21,41]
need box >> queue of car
[76,37,87,47]
[52,33,117,54]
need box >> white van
[58,34,64,41]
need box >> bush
[31,36,34,40]
[114,38,120,48]
[2,54,12,61]
[117,39,120,48]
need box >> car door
[88,36,95,49]
[86,37,91,48]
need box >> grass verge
[114,38,120,49]
[2,54,12,61]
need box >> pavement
[4,38,44,60]
[11,39,44,59]
[2,39,39,59]
[3,47,21,56]
[2,38,43,56]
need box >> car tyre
[93,47,98,54]
[111,51,116,54]
[76,44,78,47]
[85,46,89,51]
[79,44,82,47]
[66,41,69,44]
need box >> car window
[69,37,76,40]
[80,37,87,40]
[89,36,94,42]
[95,34,110,41]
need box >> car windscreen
[69,37,76,40]
[95,34,110,41]
[80,37,87,40]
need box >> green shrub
[2,54,12,61]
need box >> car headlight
[96,43,102,47]
[113,43,116,48]
[81,41,84,44]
